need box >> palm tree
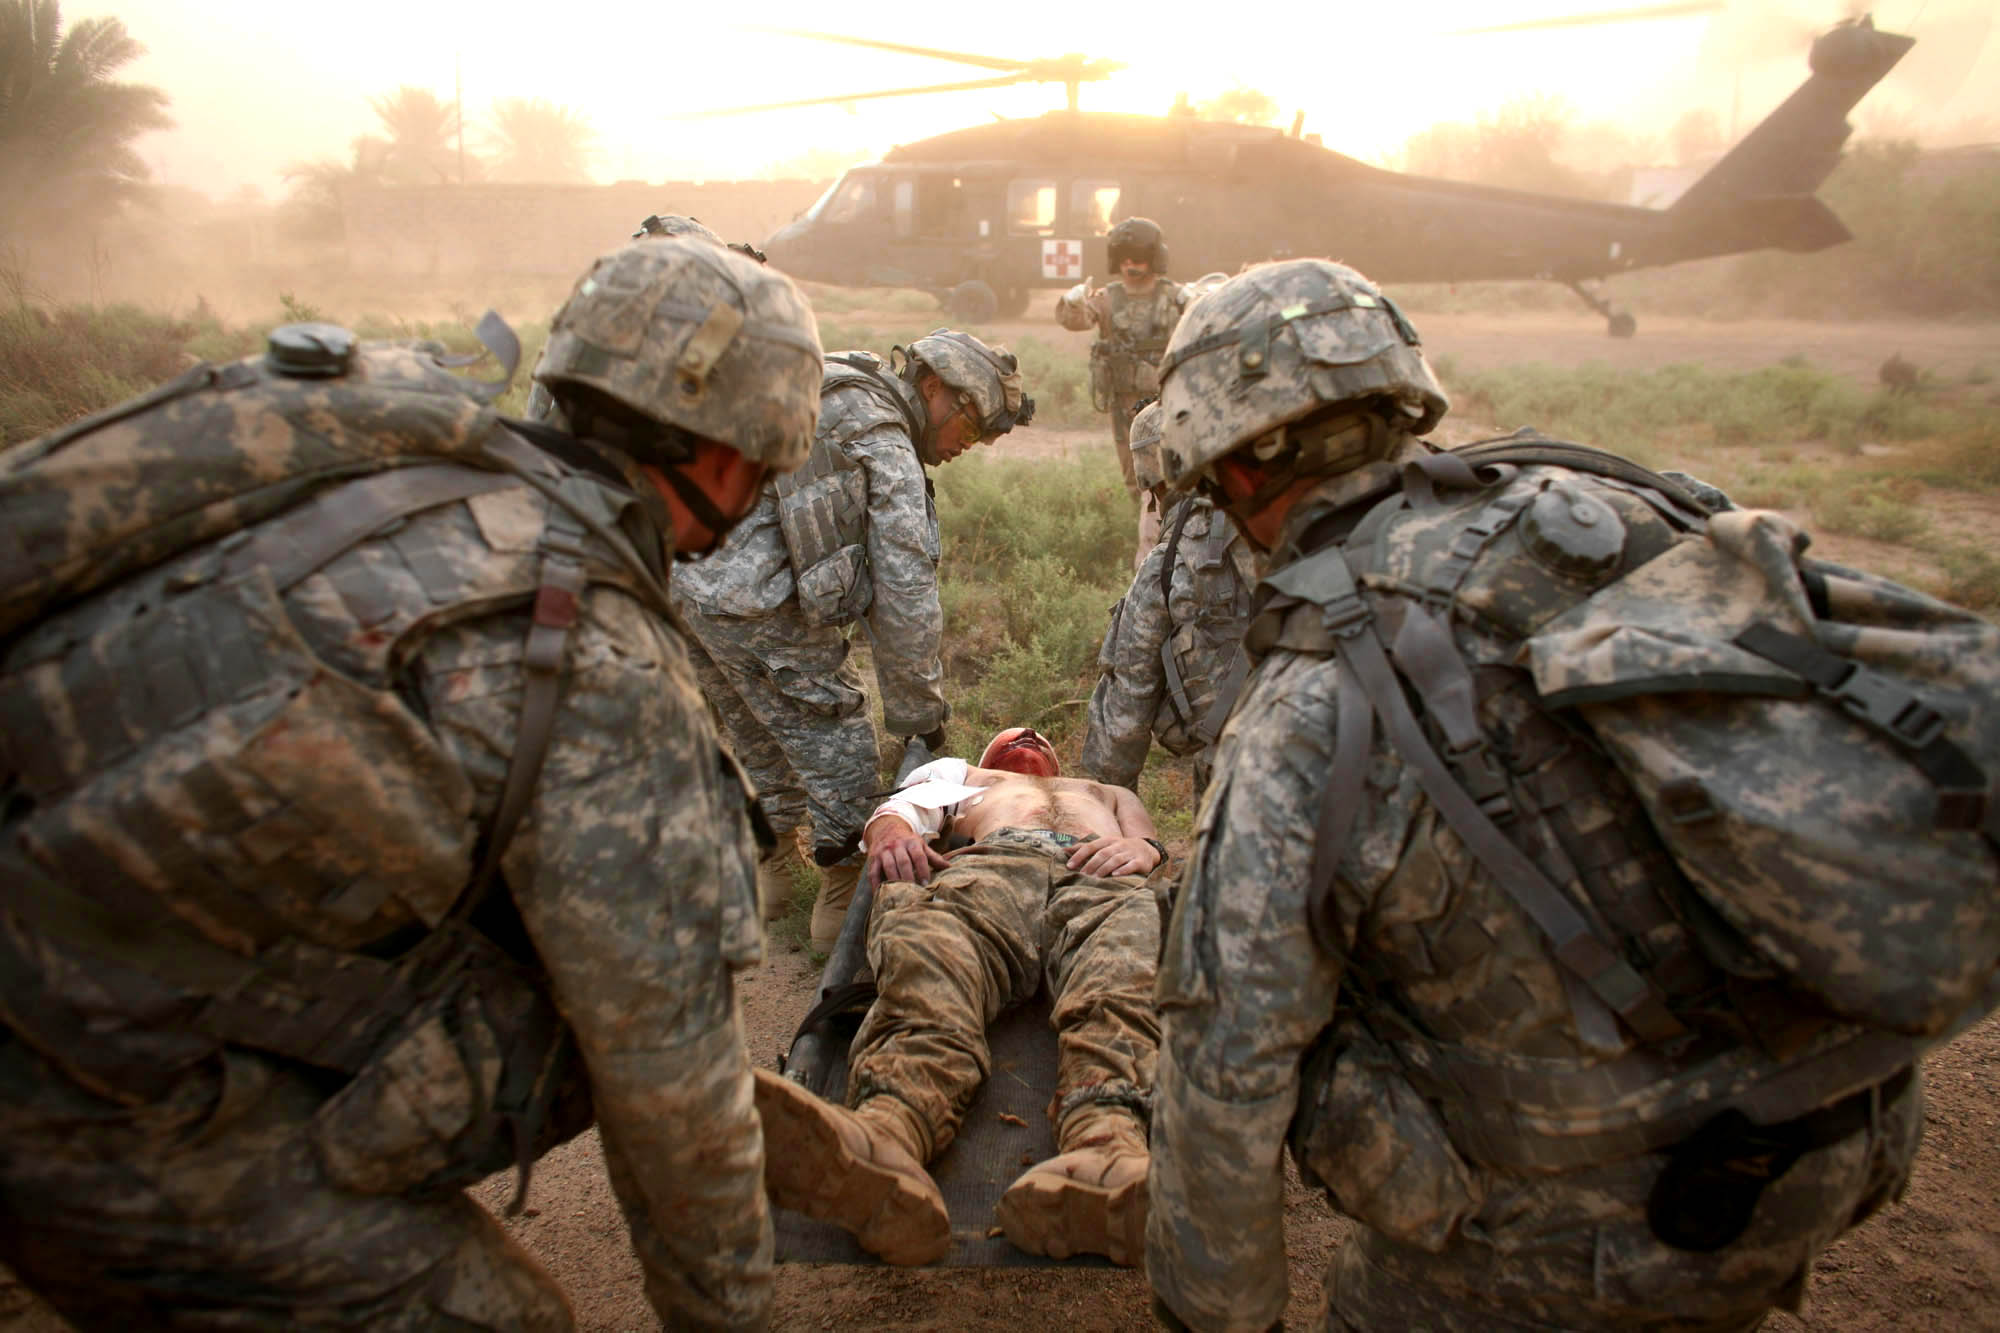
[367,85,473,185]
[0,0,170,220]
[279,134,391,243]
[484,97,596,184]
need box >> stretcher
[772,743,1108,1268]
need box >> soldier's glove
[916,726,948,756]
[1064,277,1092,306]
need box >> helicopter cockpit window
[1072,181,1121,235]
[1006,181,1058,235]
[822,175,880,225]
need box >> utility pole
[456,53,466,185]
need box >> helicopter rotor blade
[1448,1,1726,36]
[675,72,1033,119]
[743,27,1030,73]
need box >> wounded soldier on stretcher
[753,726,1167,1266]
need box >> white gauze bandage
[865,757,981,841]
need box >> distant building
[339,180,830,276]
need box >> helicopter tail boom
[1641,18,1913,267]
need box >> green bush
[1813,482,1930,544]
[1448,358,1989,460]
[1936,542,2000,612]
[0,303,206,445]
[934,455,1132,747]
[935,453,1132,582]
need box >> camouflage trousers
[677,600,878,856]
[1321,1072,1923,1332]
[848,829,1161,1162]
[1110,392,1142,498]
[0,1031,597,1331]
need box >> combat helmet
[1106,216,1167,275]
[632,212,768,264]
[632,213,724,244]
[1154,258,1447,493]
[899,329,1036,454]
[1127,398,1165,492]
[536,236,823,470]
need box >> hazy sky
[100,0,1999,200]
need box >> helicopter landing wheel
[948,280,999,325]
[996,285,1031,318]
[1607,311,1637,339]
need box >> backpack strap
[1194,647,1249,747]
[1449,433,1712,519]
[1158,497,1193,606]
[221,464,517,590]
[1734,620,1998,842]
[1155,501,1202,728]
[824,352,929,447]
[1275,542,1687,1047]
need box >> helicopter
[720,18,1915,337]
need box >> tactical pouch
[310,933,585,1200]
[1089,343,1114,413]
[2,567,478,952]
[1288,1018,1483,1253]
[775,429,872,626]
[794,543,873,629]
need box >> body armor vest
[1091,282,1184,405]
[774,353,930,627]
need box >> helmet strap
[1215,411,1385,534]
[652,459,740,556]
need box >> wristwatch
[1143,837,1169,866]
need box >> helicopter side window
[1072,181,1122,235]
[822,176,879,225]
[1006,181,1058,236]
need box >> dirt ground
[4,314,1997,1332]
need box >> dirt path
[445,945,2000,1333]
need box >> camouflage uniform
[0,238,823,1330]
[1145,260,1937,1333]
[672,363,948,856]
[1082,496,1257,797]
[1055,279,1190,496]
[0,456,776,1331]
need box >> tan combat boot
[996,1103,1148,1266]
[752,1069,950,1265]
[811,863,861,952]
[758,834,807,921]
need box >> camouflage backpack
[1254,434,2000,1042]
[0,322,675,1113]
